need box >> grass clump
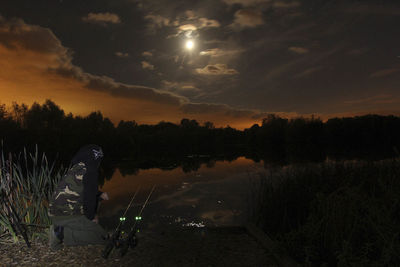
[250,158,400,266]
[0,145,65,243]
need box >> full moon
[185,40,194,50]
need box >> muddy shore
[0,226,277,266]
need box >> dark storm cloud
[0,16,68,57]
[49,64,186,106]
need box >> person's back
[48,144,108,250]
[49,162,86,217]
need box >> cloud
[162,80,201,98]
[263,46,344,82]
[144,14,170,28]
[158,10,221,39]
[142,51,153,57]
[82,12,121,25]
[0,16,185,107]
[185,10,196,20]
[344,4,400,16]
[141,61,155,70]
[370,68,400,78]
[181,85,198,91]
[173,17,221,38]
[344,94,399,105]
[178,24,197,32]
[49,65,184,106]
[162,80,198,90]
[115,51,129,58]
[288,46,309,54]
[0,16,68,58]
[273,1,301,8]
[195,64,239,75]
[294,66,323,78]
[231,9,264,29]
[198,18,221,28]
[0,15,267,129]
[348,47,370,56]
[199,48,243,57]
[222,0,271,7]
[264,59,302,81]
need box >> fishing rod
[119,185,156,257]
[101,186,141,259]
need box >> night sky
[1,0,399,129]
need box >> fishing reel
[119,229,138,257]
[101,185,155,259]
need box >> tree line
[1,100,399,167]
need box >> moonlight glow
[185,40,194,50]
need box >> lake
[98,156,266,230]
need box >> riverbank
[251,158,400,265]
[0,226,276,266]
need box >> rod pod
[119,185,156,257]
[101,186,141,259]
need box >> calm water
[98,157,265,230]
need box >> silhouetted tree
[1,99,399,165]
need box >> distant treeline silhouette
[1,100,399,166]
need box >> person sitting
[48,144,109,250]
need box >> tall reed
[250,158,400,266]
[0,145,65,241]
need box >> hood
[70,144,103,170]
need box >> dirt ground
[0,226,277,267]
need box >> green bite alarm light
[120,217,126,221]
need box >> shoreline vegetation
[1,99,400,265]
[0,147,65,244]
[249,158,400,266]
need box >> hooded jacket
[49,144,104,220]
